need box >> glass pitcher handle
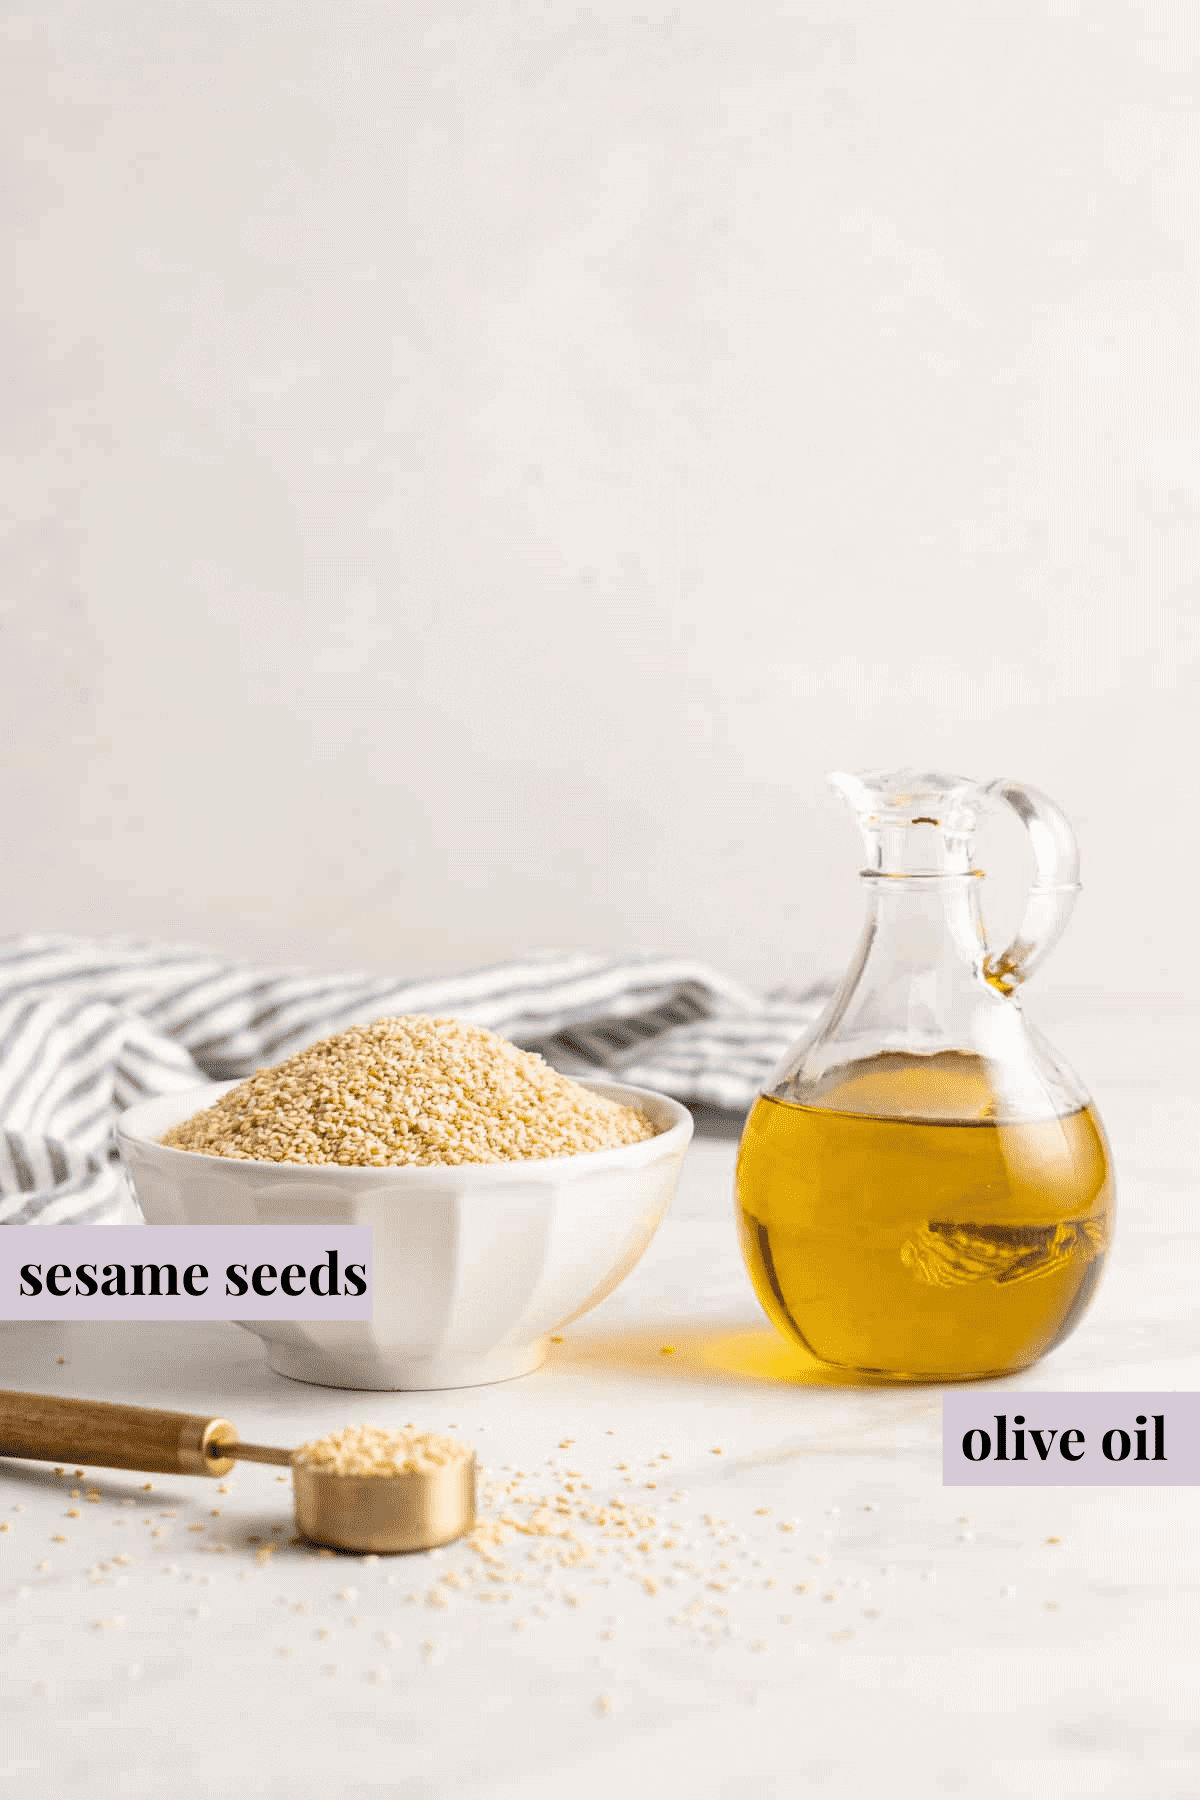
[979,779,1081,992]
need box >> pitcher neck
[856,872,988,982]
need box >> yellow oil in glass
[736,1053,1114,1381]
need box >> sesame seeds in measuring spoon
[289,1427,477,1555]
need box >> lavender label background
[943,1392,1199,1486]
[0,1226,373,1320]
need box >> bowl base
[262,1337,549,1392]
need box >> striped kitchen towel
[0,936,832,1226]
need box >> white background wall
[1,1,1196,1005]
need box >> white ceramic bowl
[116,1079,692,1391]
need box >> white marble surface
[1,997,1196,1799]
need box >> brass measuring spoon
[0,1390,475,1554]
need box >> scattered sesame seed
[1046,1536,1062,1545]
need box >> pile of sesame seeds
[160,1016,657,1167]
[292,1426,473,1478]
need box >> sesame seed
[161,1017,658,1166]
[295,1426,471,1478]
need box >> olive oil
[736,1054,1114,1382]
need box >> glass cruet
[735,768,1115,1382]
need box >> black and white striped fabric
[0,936,832,1226]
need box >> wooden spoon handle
[0,1389,238,1477]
